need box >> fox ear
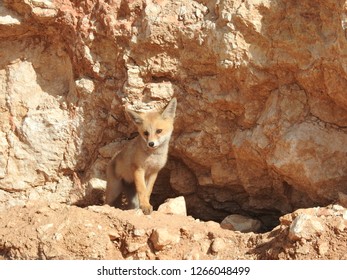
[161,98,177,119]
[126,109,143,125]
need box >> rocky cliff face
[1,0,347,229]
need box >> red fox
[105,98,177,215]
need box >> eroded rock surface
[1,0,347,235]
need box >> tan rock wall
[1,0,347,223]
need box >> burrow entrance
[78,166,285,234]
[150,175,283,233]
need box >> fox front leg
[146,172,158,199]
[133,168,153,215]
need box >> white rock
[144,3,161,22]
[145,82,174,100]
[336,220,346,232]
[37,223,54,235]
[133,228,146,237]
[75,77,95,95]
[150,228,180,250]
[318,242,329,256]
[0,5,21,25]
[32,0,55,9]
[88,177,106,191]
[343,210,347,220]
[157,196,187,216]
[221,214,262,233]
[210,238,225,253]
[288,214,324,241]
[332,204,344,212]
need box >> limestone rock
[144,82,175,101]
[221,214,262,233]
[75,78,95,95]
[1,0,347,224]
[318,241,330,256]
[150,228,180,251]
[0,3,21,25]
[87,178,106,192]
[157,196,187,216]
[210,237,225,254]
[288,214,324,241]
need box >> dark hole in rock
[75,160,295,234]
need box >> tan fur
[105,98,177,215]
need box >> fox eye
[144,131,149,136]
[156,129,162,134]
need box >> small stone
[37,223,54,235]
[75,77,95,95]
[295,243,310,255]
[145,82,174,100]
[32,0,55,9]
[87,205,112,214]
[87,178,106,191]
[108,229,120,241]
[134,209,144,216]
[157,196,187,216]
[126,241,146,253]
[137,252,147,260]
[221,11,232,22]
[48,202,61,210]
[318,242,330,256]
[221,214,262,233]
[332,204,344,212]
[336,220,346,232]
[0,6,21,25]
[210,238,225,254]
[288,214,324,241]
[53,232,63,241]
[87,232,96,238]
[184,249,200,260]
[150,228,180,250]
[133,228,146,237]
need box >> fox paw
[141,204,153,215]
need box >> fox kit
[105,98,177,215]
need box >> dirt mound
[0,203,346,260]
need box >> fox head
[126,98,177,149]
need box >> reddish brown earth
[1,0,347,260]
[0,202,346,260]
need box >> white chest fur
[144,151,168,173]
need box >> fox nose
[148,142,155,147]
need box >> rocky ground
[1,0,347,261]
[1,199,346,260]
